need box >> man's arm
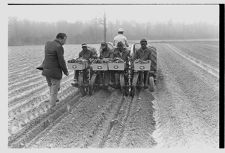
[124,39,129,47]
[133,50,139,61]
[56,46,69,75]
[148,49,152,60]
[109,50,114,58]
[79,51,82,58]
[113,39,116,47]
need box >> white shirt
[113,34,129,47]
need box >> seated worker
[72,43,96,86]
[112,41,130,88]
[99,42,113,59]
[133,38,156,88]
[113,41,130,61]
[79,43,97,60]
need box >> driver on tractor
[133,38,156,89]
[71,43,97,86]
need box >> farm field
[8,41,219,148]
[169,41,219,69]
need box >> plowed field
[8,41,219,148]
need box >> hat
[82,43,87,47]
[101,42,107,46]
[118,28,124,32]
[140,39,147,43]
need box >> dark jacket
[133,47,152,61]
[42,39,68,80]
[100,47,113,58]
[113,48,130,61]
[79,49,95,60]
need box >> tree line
[8,17,218,46]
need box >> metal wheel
[119,73,125,95]
[150,47,157,72]
[131,72,139,97]
[78,72,86,96]
[149,76,155,92]
[89,73,97,95]
[145,72,150,88]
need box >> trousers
[46,77,61,106]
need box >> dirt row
[27,88,157,148]
[152,43,219,148]
[8,42,219,148]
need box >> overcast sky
[8,5,218,25]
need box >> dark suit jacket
[42,39,68,80]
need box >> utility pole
[96,12,107,42]
[103,12,107,42]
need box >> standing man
[113,28,129,48]
[42,33,69,108]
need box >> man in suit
[42,33,69,108]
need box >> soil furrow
[28,90,120,148]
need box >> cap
[82,43,87,47]
[140,39,147,43]
[101,42,107,46]
[118,28,124,32]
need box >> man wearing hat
[42,33,69,108]
[72,43,96,85]
[99,42,113,59]
[133,38,156,88]
[112,41,130,88]
[78,43,97,60]
[113,41,130,61]
[113,28,129,48]
[99,42,114,86]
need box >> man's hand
[65,72,69,76]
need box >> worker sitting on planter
[133,38,156,89]
[99,42,114,86]
[71,43,96,86]
[112,41,130,88]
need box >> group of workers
[72,28,154,88]
[41,28,155,108]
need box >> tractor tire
[150,46,157,73]
[78,73,86,96]
[120,73,125,95]
[89,74,97,96]
[149,76,155,92]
